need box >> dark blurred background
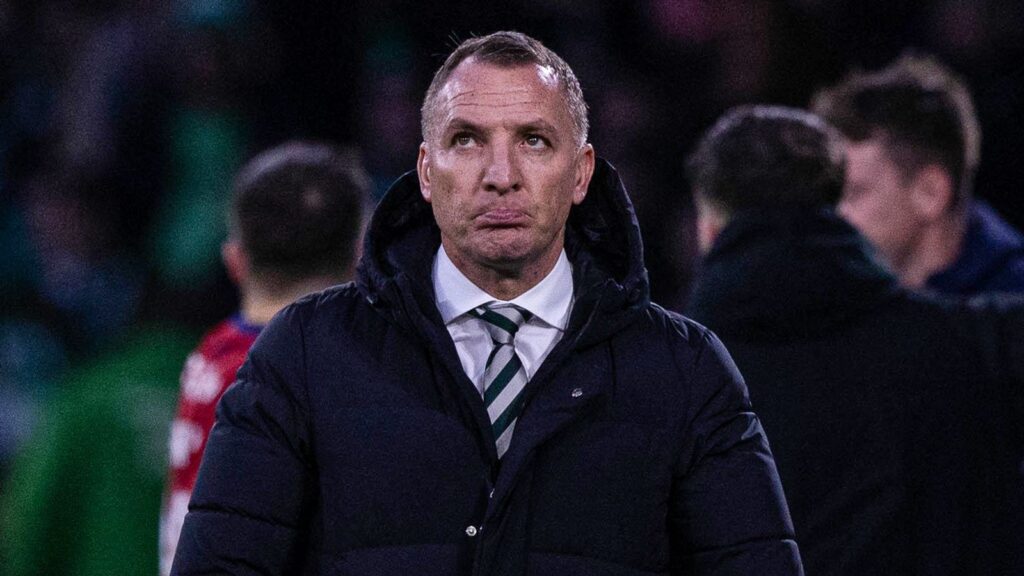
[2,0,1024,490]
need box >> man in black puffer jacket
[686,105,1024,576]
[171,32,802,575]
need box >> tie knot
[471,304,532,345]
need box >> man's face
[840,138,923,269]
[417,58,594,279]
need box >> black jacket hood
[688,206,902,341]
[356,158,649,349]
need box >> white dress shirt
[432,246,574,393]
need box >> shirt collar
[432,246,573,329]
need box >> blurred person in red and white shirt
[159,141,370,575]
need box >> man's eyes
[524,135,549,149]
[453,133,476,147]
[449,133,550,149]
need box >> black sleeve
[171,304,314,575]
[669,330,804,575]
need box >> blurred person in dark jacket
[171,31,802,575]
[159,141,370,575]
[686,105,1024,576]
[812,53,1024,296]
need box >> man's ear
[572,144,596,205]
[417,143,432,203]
[221,240,248,287]
[695,194,726,255]
[909,165,955,221]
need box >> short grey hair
[420,31,589,147]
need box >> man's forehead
[845,138,909,187]
[846,139,891,167]
[438,60,560,103]
[430,60,570,131]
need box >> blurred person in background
[159,140,370,575]
[0,0,173,477]
[686,105,1024,575]
[0,141,369,576]
[172,31,802,575]
[0,169,145,481]
[812,53,1024,296]
[0,323,196,576]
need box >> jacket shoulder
[612,303,742,404]
[986,253,1024,293]
[283,281,367,320]
[260,282,377,343]
[631,303,722,360]
[241,283,370,393]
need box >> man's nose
[482,144,521,193]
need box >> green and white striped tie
[469,304,533,458]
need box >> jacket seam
[297,303,313,457]
[671,326,711,476]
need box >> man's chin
[479,251,532,274]
[473,232,532,263]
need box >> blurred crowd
[2,0,1024,574]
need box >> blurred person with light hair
[812,53,1024,296]
[687,104,1024,576]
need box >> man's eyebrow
[443,118,484,133]
[441,117,560,138]
[515,119,558,134]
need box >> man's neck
[898,211,967,289]
[240,275,347,325]
[445,245,562,301]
